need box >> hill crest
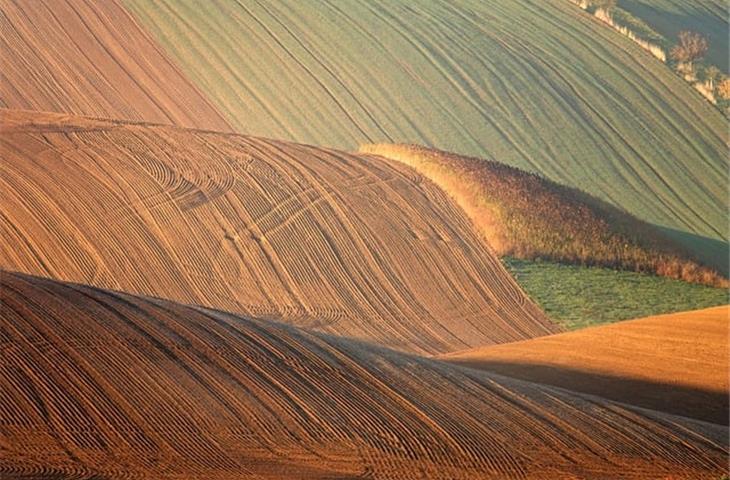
[0,109,556,355]
[361,144,728,288]
[2,271,727,479]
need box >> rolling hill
[0,0,231,130]
[0,109,555,355]
[123,0,728,272]
[361,144,727,287]
[1,271,727,479]
[1,3,728,477]
[442,305,730,425]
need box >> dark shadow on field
[657,226,729,277]
[444,359,728,426]
[308,320,730,427]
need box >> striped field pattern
[1,271,727,479]
[0,109,555,355]
[123,0,729,271]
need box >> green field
[619,0,728,71]
[504,257,728,329]
[125,0,727,274]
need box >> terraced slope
[124,0,728,270]
[442,305,730,424]
[0,109,555,354]
[2,271,727,479]
[0,0,230,130]
[619,0,728,71]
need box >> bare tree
[670,31,708,72]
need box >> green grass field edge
[503,257,728,330]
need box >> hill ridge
[360,143,728,287]
[0,109,556,355]
[1,270,727,479]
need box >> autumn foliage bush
[361,144,728,288]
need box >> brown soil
[0,0,231,130]
[0,109,556,355]
[442,306,730,424]
[1,271,726,479]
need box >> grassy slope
[505,257,728,329]
[362,144,727,287]
[619,0,728,71]
[366,144,728,326]
[124,0,728,272]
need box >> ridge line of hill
[1,108,557,355]
[360,143,729,287]
[1,269,727,479]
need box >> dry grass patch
[362,144,727,288]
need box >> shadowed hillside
[123,0,728,271]
[0,109,555,355]
[442,306,730,424]
[1,271,727,479]
[362,144,727,287]
[0,0,231,130]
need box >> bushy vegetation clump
[361,144,728,288]
[667,30,730,112]
[572,0,667,61]
[571,0,728,113]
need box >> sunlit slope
[620,0,728,71]
[442,306,730,424]
[124,0,728,270]
[0,0,230,130]
[0,109,555,354]
[2,272,727,480]
[504,257,729,329]
[361,144,727,286]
